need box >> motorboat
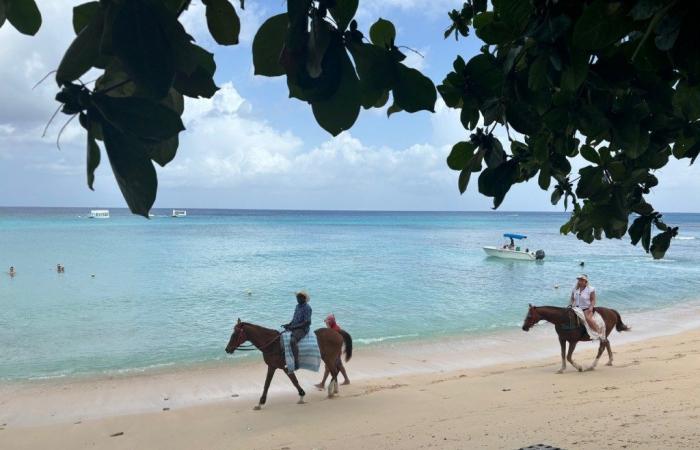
[483,233,545,261]
[89,209,110,219]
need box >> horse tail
[614,309,630,332]
[338,330,353,362]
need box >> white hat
[576,274,589,281]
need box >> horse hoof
[556,369,564,374]
[253,405,262,411]
[606,361,613,366]
[585,366,595,372]
[577,367,583,372]
[297,398,305,405]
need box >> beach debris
[501,388,511,392]
[163,397,169,401]
[518,445,564,450]
[73,421,82,425]
[231,394,239,398]
[162,407,170,411]
[110,432,124,437]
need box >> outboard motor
[535,249,545,260]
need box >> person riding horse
[282,291,312,369]
[569,274,600,334]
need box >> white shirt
[572,285,595,309]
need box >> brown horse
[522,305,630,373]
[225,319,352,409]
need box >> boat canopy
[503,233,527,239]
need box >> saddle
[562,309,589,337]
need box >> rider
[283,291,312,369]
[569,274,600,334]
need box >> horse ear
[237,318,241,324]
[528,303,533,308]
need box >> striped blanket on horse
[281,331,321,374]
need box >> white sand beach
[2,303,700,449]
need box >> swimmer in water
[9,266,16,277]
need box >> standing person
[569,274,600,334]
[282,291,312,369]
[315,314,350,390]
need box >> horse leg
[557,337,566,374]
[254,366,276,410]
[285,371,306,404]
[605,340,614,366]
[586,341,606,371]
[567,340,583,372]
[327,363,339,398]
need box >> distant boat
[172,209,187,218]
[483,233,545,261]
[89,209,110,219]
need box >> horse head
[522,304,540,331]
[225,318,247,354]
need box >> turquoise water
[1,207,699,380]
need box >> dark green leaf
[72,1,99,34]
[174,67,219,98]
[528,55,550,90]
[101,121,158,217]
[494,0,532,31]
[369,18,395,48]
[573,0,630,50]
[538,165,551,190]
[93,95,185,142]
[392,65,437,113]
[650,230,672,259]
[56,10,104,85]
[466,53,503,100]
[386,102,403,117]
[148,135,178,167]
[478,160,518,208]
[0,2,6,29]
[579,145,600,164]
[5,0,41,35]
[204,0,240,45]
[111,0,176,98]
[252,14,288,77]
[447,141,475,171]
[560,51,588,92]
[506,101,540,135]
[311,49,360,136]
[87,127,101,190]
[458,169,472,194]
[330,0,358,31]
[551,187,563,205]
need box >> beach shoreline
[2,325,700,449]
[3,299,700,430]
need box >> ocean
[1,207,699,381]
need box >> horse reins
[234,326,282,352]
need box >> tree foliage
[1,0,698,258]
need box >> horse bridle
[232,325,282,352]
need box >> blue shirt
[290,302,312,333]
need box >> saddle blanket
[281,330,321,374]
[572,307,606,341]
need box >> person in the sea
[8,266,15,277]
[569,274,600,334]
[282,291,312,369]
[315,314,350,390]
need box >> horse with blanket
[225,319,352,409]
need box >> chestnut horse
[225,319,352,409]
[522,305,630,373]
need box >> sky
[0,0,696,212]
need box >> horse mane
[534,305,570,321]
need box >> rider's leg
[338,358,350,384]
[584,309,600,334]
[315,366,330,389]
[290,329,305,369]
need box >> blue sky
[0,1,696,212]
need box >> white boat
[89,209,110,219]
[172,209,187,218]
[483,233,544,261]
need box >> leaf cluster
[440,0,699,258]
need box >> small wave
[355,333,418,344]
[675,236,696,240]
